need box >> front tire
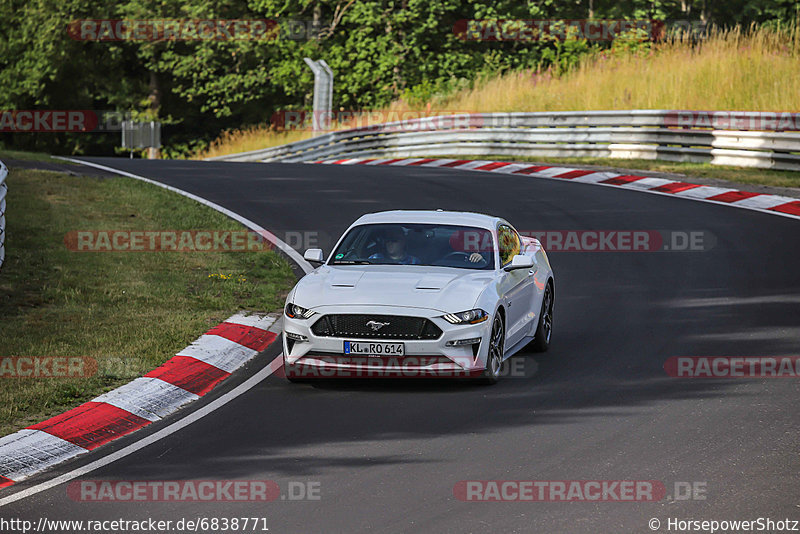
[284,356,311,383]
[479,314,505,385]
[531,282,553,352]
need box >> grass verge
[0,149,75,164]
[440,26,800,114]
[433,155,800,190]
[0,168,295,437]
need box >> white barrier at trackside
[205,110,800,171]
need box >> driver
[369,227,421,265]
[449,229,489,264]
[467,252,484,263]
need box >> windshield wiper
[332,260,373,264]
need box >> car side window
[497,225,521,266]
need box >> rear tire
[479,314,505,385]
[531,282,554,353]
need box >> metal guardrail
[206,110,800,171]
[122,121,161,150]
[0,159,7,271]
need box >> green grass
[437,27,800,114]
[0,149,75,164]
[437,155,800,190]
[0,168,295,436]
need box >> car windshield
[330,223,495,270]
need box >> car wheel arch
[495,304,506,325]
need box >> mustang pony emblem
[366,320,390,331]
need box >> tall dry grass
[197,26,800,159]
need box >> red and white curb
[0,313,281,490]
[314,158,800,221]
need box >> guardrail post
[121,120,161,159]
[0,160,7,272]
[318,59,334,130]
[304,58,334,135]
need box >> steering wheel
[440,251,488,267]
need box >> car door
[496,224,536,349]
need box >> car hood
[292,265,495,313]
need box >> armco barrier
[205,110,800,171]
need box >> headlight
[442,309,489,325]
[285,303,316,319]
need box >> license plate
[344,341,405,356]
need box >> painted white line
[417,159,460,167]
[386,158,427,166]
[0,430,86,482]
[621,176,674,189]
[267,320,284,334]
[92,378,199,422]
[570,172,619,184]
[224,312,276,330]
[52,157,312,274]
[488,163,540,174]
[0,355,282,507]
[672,185,734,199]
[732,194,796,209]
[532,167,579,177]
[177,335,258,373]
[448,160,495,171]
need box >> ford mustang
[282,210,554,384]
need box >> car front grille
[311,314,442,340]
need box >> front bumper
[282,306,491,377]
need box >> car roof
[351,210,503,230]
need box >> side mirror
[303,248,324,264]
[504,254,535,271]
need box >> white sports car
[282,210,554,384]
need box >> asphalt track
[3,158,800,533]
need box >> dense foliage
[1,0,797,157]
